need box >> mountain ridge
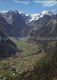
[18,10,54,23]
[0,10,54,23]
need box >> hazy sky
[0,0,57,14]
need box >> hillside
[0,30,17,58]
[0,15,17,58]
[20,42,57,80]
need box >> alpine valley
[0,10,57,80]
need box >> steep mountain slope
[0,15,17,58]
[30,14,57,37]
[30,15,52,28]
[0,10,28,37]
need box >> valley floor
[0,39,44,79]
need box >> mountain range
[0,10,55,37]
[0,10,53,23]
[0,10,57,80]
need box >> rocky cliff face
[0,10,28,37]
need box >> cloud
[13,0,31,4]
[12,0,30,4]
[0,0,57,6]
[34,1,57,7]
[0,0,30,4]
[12,0,57,7]
[43,1,57,7]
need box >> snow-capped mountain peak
[29,14,40,22]
[19,12,26,16]
[40,11,53,16]
[25,11,53,23]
